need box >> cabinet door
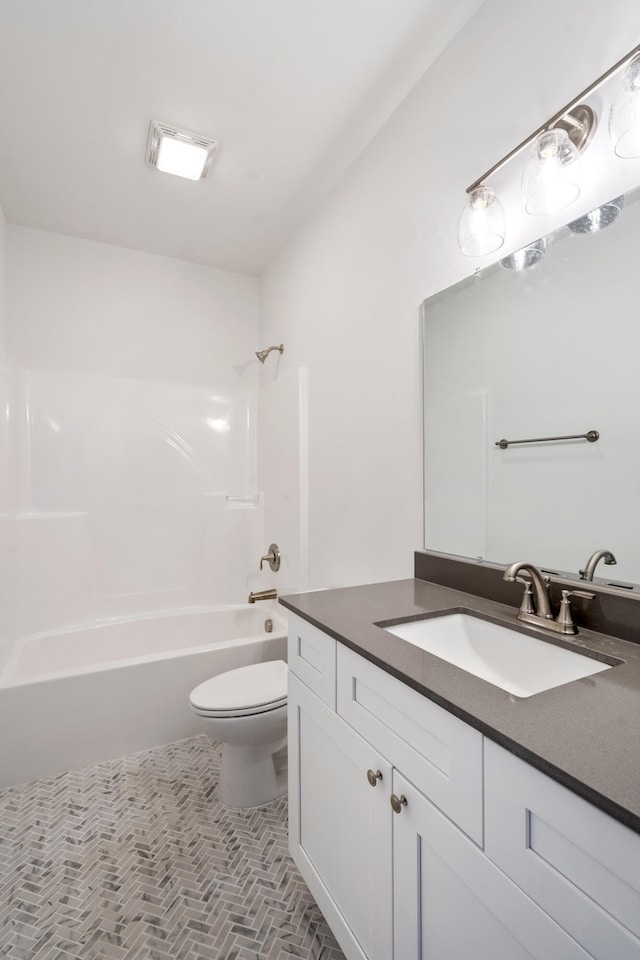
[288,673,393,960]
[392,771,592,960]
[484,740,640,960]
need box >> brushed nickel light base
[555,104,597,155]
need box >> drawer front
[485,740,640,960]
[286,612,337,709]
[337,644,483,844]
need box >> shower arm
[256,344,284,363]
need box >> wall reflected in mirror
[422,189,640,589]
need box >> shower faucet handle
[260,543,281,572]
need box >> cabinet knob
[390,793,408,813]
[366,769,383,787]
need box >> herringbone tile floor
[0,736,346,960]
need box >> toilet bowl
[189,660,288,809]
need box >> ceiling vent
[145,120,219,180]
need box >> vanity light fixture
[145,121,219,180]
[459,43,640,256]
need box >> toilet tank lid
[190,660,288,712]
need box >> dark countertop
[280,578,640,834]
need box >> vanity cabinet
[287,612,609,960]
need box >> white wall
[8,226,259,385]
[258,367,308,595]
[0,201,6,360]
[5,227,263,638]
[258,0,640,589]
[0,201,16,667]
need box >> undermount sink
[382,613,613,698]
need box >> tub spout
[248,588,278,603]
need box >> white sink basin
[383,614,613,698]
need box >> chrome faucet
[503,561,594,635]
[579,549,617,581]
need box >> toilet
[189,660,288,809]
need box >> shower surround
[0,226,311,786]
[12,368,262,638]
[0,225,286,785]
[1,224,264,672]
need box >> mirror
[422,189,640,589]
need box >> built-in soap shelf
[17,511,87,520]
[224,494,261,509]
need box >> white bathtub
[0,604,287,788]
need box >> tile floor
[0,736,346,960]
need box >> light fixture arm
[467,42,640,194]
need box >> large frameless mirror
[422,187,640,590]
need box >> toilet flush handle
[260,543,281,572]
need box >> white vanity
[285,606,640,960]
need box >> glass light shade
[458,186,506,256]
[500,238,546,270]
[609,56,640,158]
[522,129,580,216]
[567,196,624,234]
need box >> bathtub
[0,604,287,789]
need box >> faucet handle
[564,589,596,602]
[513,576,535,615]
[556,589,596,636]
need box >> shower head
[256,344,284,363]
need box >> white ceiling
[0,0,482,274]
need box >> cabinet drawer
[286,612,337,709]
[485,740,640,960]
[337,644,483,844]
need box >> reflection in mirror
[422,189,640,589]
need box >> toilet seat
[190,660,287,719]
